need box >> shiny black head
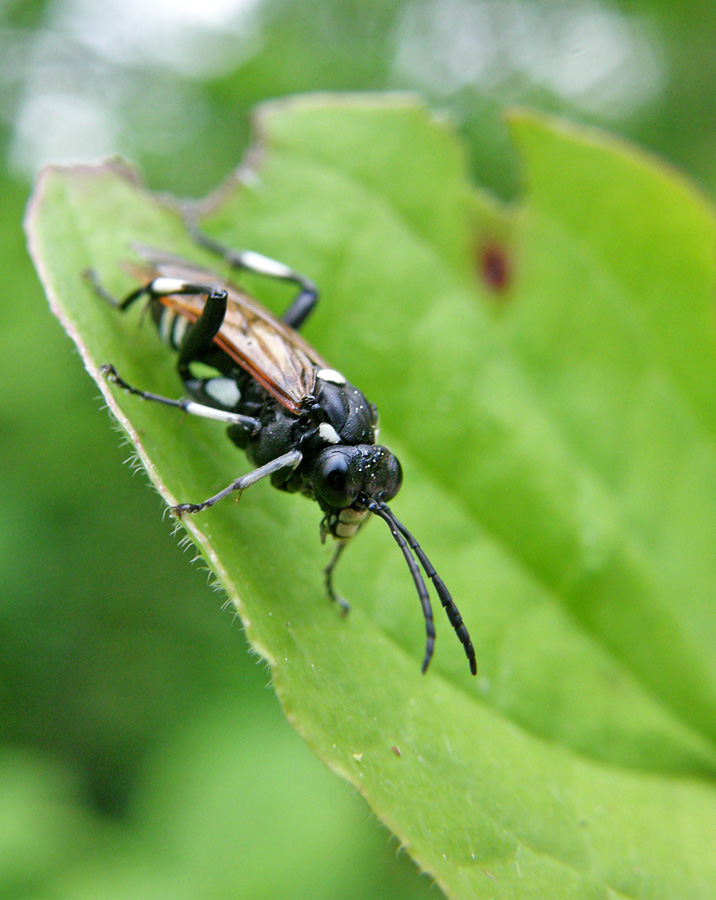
[311,444,402,518]
[313,444,477,677]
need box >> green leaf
[26,97,716,898]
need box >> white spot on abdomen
[159,308,175,346]
[205,378,241,408]
[172,315,189,348]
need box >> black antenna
[367,500,435,672]
[369,500,477,676]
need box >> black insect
[87,230,476,675]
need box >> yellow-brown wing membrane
[125,258,330,414]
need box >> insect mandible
[86,226,476,675]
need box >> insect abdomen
[153,302,192,351]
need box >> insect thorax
[181,354,381,498]
[245,377,379,485]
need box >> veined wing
[125,256,331,414]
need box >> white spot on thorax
[317,368,347,385]
[319,422,341,444]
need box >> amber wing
[125,256,331,415]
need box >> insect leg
[279,283,319,332]
[174,287,228,380]
[101,364,261,431]
[103,269,232,386]
[324,541,351,615]
[186,221,319,331]
[84,268,151,311]
[102,272,231,381]
[86,266,231,330]
[172,449,303,516]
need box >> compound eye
[381,454,402,502]
[315,449,360,509]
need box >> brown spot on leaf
[478,242,511,294]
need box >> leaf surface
[26,97,716,898]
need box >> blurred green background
[3,0,716,896]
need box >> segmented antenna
[368,500,477,675]
[367,500,435,672]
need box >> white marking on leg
[152,277,191,295]
[238,250,294,279]
[183,401,253,426]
